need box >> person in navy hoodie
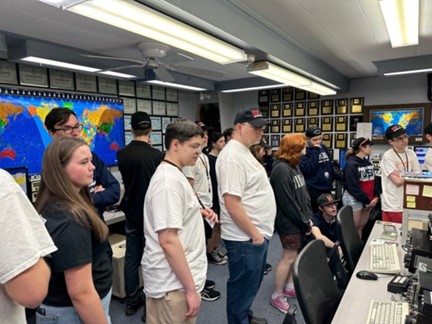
[300,127,342,212]
[342,137,379,237]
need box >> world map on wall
[0,93,124,174]
[370,108,423,137]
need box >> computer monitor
[4,166,31,200]
[414,146,430,166]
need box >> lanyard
[162,159,206,209]
[392,149,409,172]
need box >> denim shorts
[342,191,363,211]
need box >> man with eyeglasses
[216,107,276,324]
[300,126,342,213]
[380,124,420,223]
[44,108,120,217]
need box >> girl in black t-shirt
[35,137,112,324]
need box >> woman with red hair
[269,133,313,314]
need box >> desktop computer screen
[4,166,31,199]
[414,146,430,166]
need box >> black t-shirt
[41,203,112,307]
[312,211,339,243]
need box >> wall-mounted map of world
[0,92,124,174]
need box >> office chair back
[327,241,349,291]
[293,240,343,324]
[336,205,364,275]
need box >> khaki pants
[146,289,200,324]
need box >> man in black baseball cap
[131,111,152,130]
[234,107,270,128]
[384,124,406,140]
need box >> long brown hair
[35,137,108,241]
[275,133,306,166]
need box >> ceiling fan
[83,42,226,82]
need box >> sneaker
[125,290,145,316]
[264,263,272,275]
[205,279,215,290]
[215,245,228,260]
[201,288,221,301]
[282,287,296,298]
[208,250,227,265]
[270,295,290,314]
[250,316,268,324]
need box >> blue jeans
[224,239,269,324]
[124,220,145,298]
[36,288,112,323]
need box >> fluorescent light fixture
[38,0,87,9]
[379,0,419,48]
[248,61,312,87]
[98,71,136,79]
[41,0,247,64]
[384,67,432,76]
[221,84,285,93]
[21,56,100,72]
[146,80,207,92]
[303,82,337,96]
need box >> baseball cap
[234,107,269,127]
[195,121,208,132]
[306,126,322,138]
[351,137,373,151]
[385,124,406,140]
[317,193,339,207]
[131,112,151,130]
[259,139,271,149]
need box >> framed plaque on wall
[271,104,281,118]
[335,133,348,149]
[19,64,48,87]
[75,73,97,92]
[118,80,136,97]
[49,69,74,90]
[282,119,292,133]
[350,97,364,114]
[0,61,18,84]
[282,87,293,101]
[335,116,347,132]
[282,103,292,117]
[294,118,305,132]
[97,77,117,94]
[321,116,334,132]
[271,119,281,133]
[336,98,348,114]
[295,102,305,116]
[260,105,269,118]
[321,100,334,115]
[270,88,281,102]
[307,101,319,116]
[258,90,269,104]
[307,117,319,129]
[136,83,152,98]
[295,88,306,101]
[322,133,333,148]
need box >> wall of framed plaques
[0,61,180,153]
[259,87,364,161]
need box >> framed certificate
[282,87,293,102]
[152,101,166,116]
[350,97,364,114]
[321,100,334,115]
[295,102,305,116]
[270,88,281,102]
[336,98,347,114]
[308,91,320,99]
[124,115,132,131]
[75,73,97,92]
[308,101,319,116]
[49,69,74,90]
[271,104,281,118]
[335,133,347,149]
[118,80,136,96]
[282,119,292,133]
[136,83,152,98]
[137,99,152,114]
[307,117,319,129]
[19,64,48,87]
[349,115,363,132]
[295,89,306,101]
[322,133,333,148]
[0,61,18,84]
[125,131,133,145]
[321,117,334,132]
[150,131,163,146]
[150,116,162,130]
[283,103,292,117]
[336,116,347,131]
[271,119,281,133]
[97,76,117,94]
[152,85,165,100]
[162,117,171,133]
[259,90,269,104]
[294,118,306,132]
[271,134,280,147]
[166,88,178,102]
[121,97,137,114]
[166,102,179,116]
[260,105,269,118]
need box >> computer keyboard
[370,243,401,273]
[366,300,409,324]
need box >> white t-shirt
[142,163,207,298]
[0,169,57,324]
[183,153,212,208]
[380,148,420,212]
[423,147,432,171]
[216,139,277,241]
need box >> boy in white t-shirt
[380,124,420,223]
[142,119,218,324]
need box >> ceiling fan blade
[173,66,225,79]
[160,52,193,65]
[154,67,175,82]
[81,54,146,65]
[104,64,146,72]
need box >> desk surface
[331,221,405,324]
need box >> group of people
[1,104,430,324]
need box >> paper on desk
[406,195,416,202]
[407,202,416,208]
[423,185,432,198]
[406,184,419,195]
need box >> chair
[327,241,349,291]
[336,205,364,275]
[293,240,343,324]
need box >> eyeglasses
[188,143,203,151]
[392,134,409,142]
[241,123,266,131]
[54,124,83,134]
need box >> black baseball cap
[234,107,269,127]
[131,112,151,130]
[259,139,271,149]
[385,124,406,140]
[317,193,339,207]
[306,126,322,138]
[352,137,373,151]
